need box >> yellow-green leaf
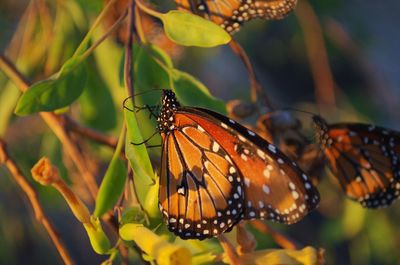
[84,217,112,255]
[124,102,155,204]
[94,127,127,217]
[15,57,87,115]
[171,69,226,114]
[161,11,231,47]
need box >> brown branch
[295,0,337,113]
[0,56,129,263]
[0,54,99,199]
[124,1,135,99]
[62,116,118,148]
[0,140,75,265]
[229,39,273,110]
[251,220,300,250]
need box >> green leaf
[79,62,117,131]
[15,57,87,115]
[341,200,365,238]
[94,127,127,217]
[172,69,226,114]
[120,206,146,226]
[134,44,172,92]
[132,44,169,149]
[0,82,21,136]
[124,102,155,205]
[161,11,231,47]
[143,177,161,221]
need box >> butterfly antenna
[123,89,164,118]
[283,107,319,117]
[131,131,159,146]
[123,96,135,112]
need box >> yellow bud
[225,246,324,265]
[120,224,192,265]
[84,217,111,255]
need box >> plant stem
[73,0,120,57]
[0,140,75,265]
[135,0,163,19]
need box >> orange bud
[31,157,61,186]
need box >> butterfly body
[175,0,298,34]
[313,115,400,208]
[156,90,319,240]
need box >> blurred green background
[1,0,400,264]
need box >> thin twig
[135,0,162,19]
[124,1,135,98]
[118,3,136,263]
[73,0,120,57]
[251,220,300,250]
[62,116,118,148]
[295,0,337,113]
[79,9,128,62]
[134,5,146,43]
[0,140,75,265]
[229,39,273,110]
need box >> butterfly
[156,90,319,240]
[312,115,400,208]
[174,0,298,34]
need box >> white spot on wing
[263,168,270,178]
[238,135,247,142]
[244,177,250,187]
[177,187,185,195]
[212,142,220,152]
[268,144,277,153]
[257,149,265,159]
[248,130,256,136]
[262,185,270,194]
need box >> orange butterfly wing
[159,116,244,239]
[158,89,319,240]
[183,108,319,224]
[174,0,297,33]
[314,116,400,208]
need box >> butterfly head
[157,90,181,133]
[312,115,332,148]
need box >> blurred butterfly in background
[156,90,319,240]
[174,0,298,34]
[312,115,400,208]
